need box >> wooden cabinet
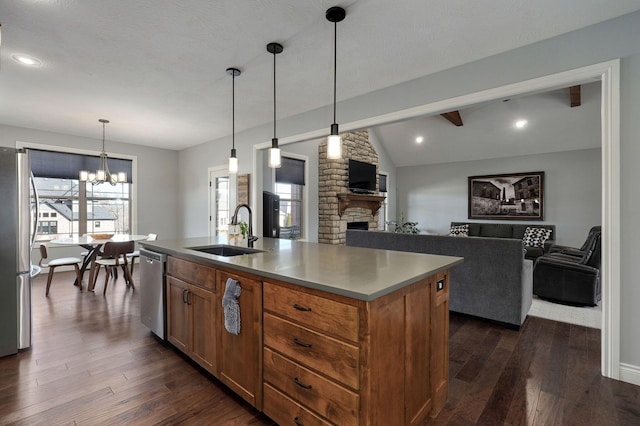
[217,269,263,409]
[165,256,263,409]
[262,271,450,425]
[166,257,218,375]
[163,253,450,424]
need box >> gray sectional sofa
[346,229,535,328]
[450,222,555,260]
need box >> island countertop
[141,236,463,301]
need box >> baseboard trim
[619,363,640,386]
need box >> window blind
[379,174,387,193]
[30,149,133,183]
[276,156,305,186]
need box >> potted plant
[386,213,419,234]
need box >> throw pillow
[449,224,469,237]
[522,226,552,248]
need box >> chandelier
[79,119,127,185]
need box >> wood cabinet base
[263,270,450,425]
[165,255,449,425]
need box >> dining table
[49,234,149,291]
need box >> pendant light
[267,42,283,168]
[326,6,346,160]
[79,119,127,185]
[227,67,241,174]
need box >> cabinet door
[217,270,262,409]
[188,283,217,375]
[166,276,190,354]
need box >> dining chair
[38,244,83,296]
[126,233,157,274]
[92,241,135,295]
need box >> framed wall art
[468,171,544,220]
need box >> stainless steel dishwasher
[139,248,167,340]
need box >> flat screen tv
[348,159,376,193]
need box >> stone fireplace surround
[318,130,384,244]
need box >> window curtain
[30,149,133,183]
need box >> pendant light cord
[273,49,277,139]
[333,20,337,124]
[102,121,106,153]
[232,72,235,151]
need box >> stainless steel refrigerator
[0,148,38,357]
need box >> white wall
[177,12,640,368]
[368,128,397,222]
[0,123,181,258]
[397,149,601,247]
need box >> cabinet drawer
[264,313,359,390]
[263,383,332,426]
[167,256,216,290]
[263,281,359,343]
[264,347,358,425]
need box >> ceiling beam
[569,85,581,107]
[440,110,464,126]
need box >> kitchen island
[141,237,462,425]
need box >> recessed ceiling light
[415,136,424,143]
[11,54,43,67]
[515,119,528,129]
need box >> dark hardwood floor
[1,270,638,425]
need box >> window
[215,176,230,236]
[378,173,388,231]
[37,221,57,234]
[275,182,303,239]
[30,149,132,241]
[275,156,305,240]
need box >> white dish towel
[223,278,241,335]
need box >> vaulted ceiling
[0,1,637,153]
[372,82,602,167]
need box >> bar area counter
[140,236,462,425]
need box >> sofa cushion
[524,246,545,259]
[479,224,513,238]
[523,227,552,248]
[449,224,469,237]
[467,223,481,236]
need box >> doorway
[208,166,236,238]
[251,60,620,379]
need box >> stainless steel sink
[187,244,263,257]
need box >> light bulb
[269,147,281,168]
[228,156,238,174]
[327,134,342,159]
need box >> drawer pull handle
[293,303,312,312]
[294,417,304,426]
[293,377,312,390]
[293,338,312,348]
